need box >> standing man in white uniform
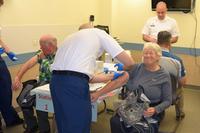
[142,1,180,44]
[50,23,134,133]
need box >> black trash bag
[16,79,38,109]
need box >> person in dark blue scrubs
[0,38,23,128]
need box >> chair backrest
[169,74,179,104]
[159,57,180,105]
[22,79,37,88]
[159,57,179,77]
[94,25,109,34]
[17,79,38,109]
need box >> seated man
[13,34,57,133]
[157,31,187,120]
[92,43,172,133]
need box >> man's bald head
[156,1,167,10]
[39,34,57,56]
[39,34,57,46]
[156,1,167,20]
[0,0,3,7]
[78,23,94,30]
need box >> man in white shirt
[50,23,134,133]
[142,1,180,44]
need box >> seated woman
[110,42,172,133]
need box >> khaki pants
[52,115,57,133]
[175,87,184,117]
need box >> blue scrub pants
[0,58,21,125]
[50,70,91,133]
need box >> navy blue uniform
[0,56,22,126]
[50,71,91,133]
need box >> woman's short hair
[143,42,162,56]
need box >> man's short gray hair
[39,34,57,46]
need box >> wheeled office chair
[160,56,185,129]
[159,57,181,105]
[159,57,183,133]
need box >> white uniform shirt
[51,28,124,77]
[142,16,180,40]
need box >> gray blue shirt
[127,63,172,113]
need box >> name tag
[150,24,155,27]
[35,93,98,122]
[36,93,54,113]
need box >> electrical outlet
[33,39,38,47]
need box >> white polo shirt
[142,16,180,39]
[51,28,124,77]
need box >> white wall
[1,25,78,53]
[110,0,200,48]
[0,0,100,25]
[0,0,102,53]
[0,0,200,53]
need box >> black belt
[52,70,89,81]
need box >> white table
[30,63,121,122]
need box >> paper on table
[103,63,116,72]
[89,83,105,92]
[31,84,49,95]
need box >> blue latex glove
[7,52,18,61]
[114,63,124,71]
[103,67,109,74]
[112,72,124,80]
[0,48,4,55]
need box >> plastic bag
[117,90,149,126]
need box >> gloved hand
[112,71,124,80]
[7,52,18,61]
[0,47,4,55]
[103,67,109,74]
[114,63,124,71]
